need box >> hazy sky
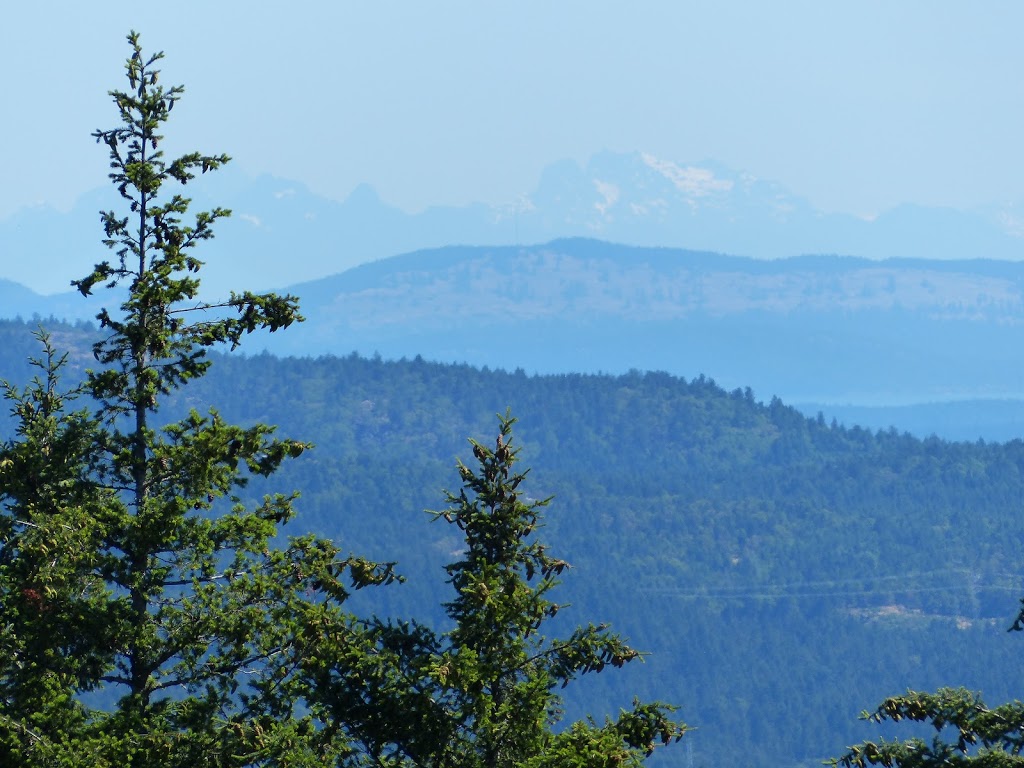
[2,2,1022,220]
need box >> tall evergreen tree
[0,32,396,767]
[303,412,686,768]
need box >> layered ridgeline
[10,238,1024,440]
[3,318,1024,767]
[5,151,1024,300]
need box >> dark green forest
[4,316,1024,767]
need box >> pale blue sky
[2,2,1022,220]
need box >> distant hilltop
[8,238,1024,409]
[3,151,1024,299]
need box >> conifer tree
[0,32,395,767]
[303,412,686,768]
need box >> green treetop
[302,411,687,768]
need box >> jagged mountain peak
[525,151,824,238]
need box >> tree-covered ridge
[4,317,1024,766]
[3,320,1024,621]
[166,351,1022,594]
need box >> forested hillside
[3,317,1024,767]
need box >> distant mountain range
[4,151,1024,299]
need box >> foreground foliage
[834,687,1024,767]
[0,32,684,768]
[833,603,1024,767]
